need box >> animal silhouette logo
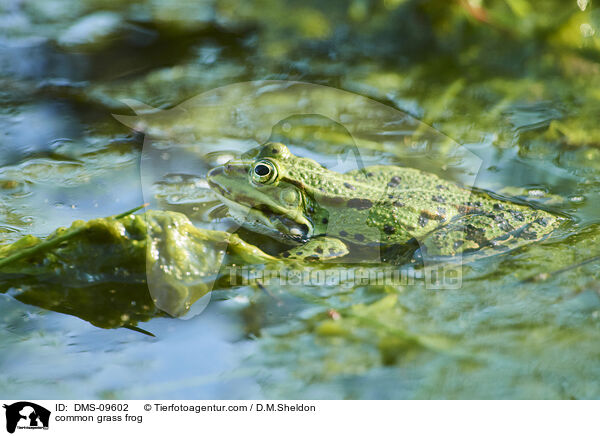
[3,402,50,434]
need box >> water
[0,0,599,399]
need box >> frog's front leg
[279,236,349,262]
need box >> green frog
[207,143,562,262]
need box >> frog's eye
[251,160,278,184]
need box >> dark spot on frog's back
[343,182,356,190]
[354,233,365,241]
[493,214,513,231]
[347,198,373,210]
[464,224,488,245]
[383,224,396,235]
[535,216,550,227]
[431,195,446,203]
[315,246,323,254]
[387,176,402,188]
[322,217,328,224]
[511,210,525,221]
[320,195,345,206]
[461,201,482,210]
[339,230,349,237]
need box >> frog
[206,142,563,263]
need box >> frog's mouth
[207,164,313,244]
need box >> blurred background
[0,0,599,399]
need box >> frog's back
[341,165,475,240]
[342,165,562,258]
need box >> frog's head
[207,143,314,243]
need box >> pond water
[0,0,599,399]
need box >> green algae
[0,209,276,328]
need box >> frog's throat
[216,194,314,243]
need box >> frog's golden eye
[251,160,278,184]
